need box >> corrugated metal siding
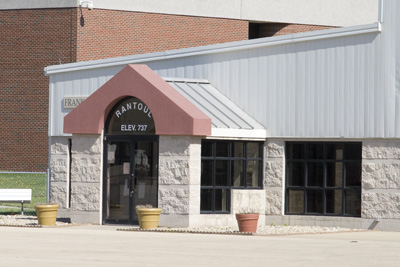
[166,79,265,131]
[396,0,400,136]
[49,0,399,138]
[145,32,387,138]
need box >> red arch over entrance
[64,64,211,136]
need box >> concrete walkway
[0,225,399,266]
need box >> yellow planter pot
[136,208,162,229]
[35,204,59,226]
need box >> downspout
[378,0,384,29]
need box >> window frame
[200,140,263,214]
[285,142,362,217]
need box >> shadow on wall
[368,219,379,230]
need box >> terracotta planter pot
[236,213,259,233]
[35,204,59,226]
[136,208,162,229]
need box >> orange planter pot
[236,213,259,233]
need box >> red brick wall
[0,8,331,172]
[0,8,248,172]
[0,8,78,172]
[77,10,248,61]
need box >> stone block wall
[192,139,284,228]
[158,136,201,227]
[264,140,285,216]
[262,139,400,231]
[231,190,265,227]
[50,137,69,208]
[362,140,400,219]
[69,135,102,220]
[50,135,102,223]
[49,136,400,230]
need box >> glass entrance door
[132,140,158,222]
[103,136,158,224]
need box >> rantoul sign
[107,97,156,135]
[63,97,87,109]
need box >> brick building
[45,0,400,231]
[0,7,248,172]
[0,1,376,172]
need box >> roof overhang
[63,64,211,136]
[45,22,380,76]
[165,78,267,139]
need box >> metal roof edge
[44,22,380,76]
[211,128,268,139]
[163,77,209,84]
[0,0,77,10]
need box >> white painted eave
[2,0,379,27]
[211,128,268,139]
[44,22,381,76]
[0,0,77,9]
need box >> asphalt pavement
[0,225,399,266]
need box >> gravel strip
[0,215,71,227]
[0,215,363,234]
[118,225,363,235]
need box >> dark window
[200,140,263,213]
[285,142,361,217]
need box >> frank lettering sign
[63,97,87,109]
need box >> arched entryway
[102,97,159,224]
[62,64,211,225]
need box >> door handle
[130,173,135,198]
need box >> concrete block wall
[69,135,102,220]
[362,140,400,224]
[264,140,285,216]
[195,189,266,228]
[49,136,400,231]
[50,135,103,224]
[232,190,266,227]
[158,136,202,227]
[50,137,70,208]
[158,137,272,228]
[262,139,400,231]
